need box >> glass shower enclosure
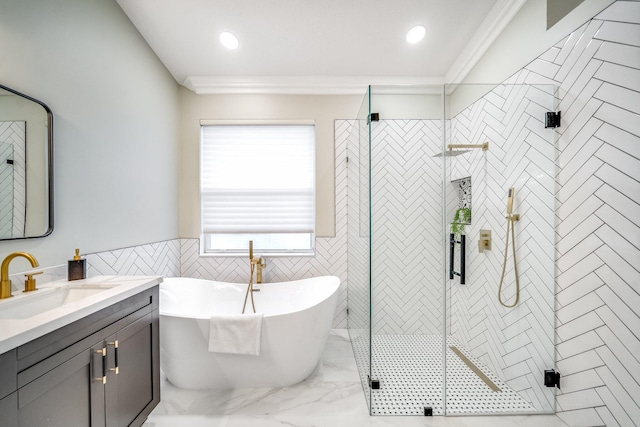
[346,83,557,416]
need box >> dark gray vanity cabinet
[104,312,157,427]
[0,348,18,425]
[17,341,105,426]
[0,285,160,427]
[0,392,18,426]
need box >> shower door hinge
[544,369,561,388]
[545,111,561,128]
[367,112,379,124]
[368,376,380,389]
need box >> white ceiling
[116,0,526,94]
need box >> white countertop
[0,275,162,354]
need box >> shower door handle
[449,233,466,285]
[459,235,466,285]
[449,234,455,280]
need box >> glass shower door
[366,85,446,415]
[347,86,373,414]
[348,82,557,417]
[443,83,557,415]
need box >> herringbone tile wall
[513,3,639,425]
[85,239,181,278]
[447,83,557,413]
[0,121,26,238]
[448,2,639,424]
[0,140,15,237]
[369,119,445,335]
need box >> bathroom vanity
[0,276,161,427]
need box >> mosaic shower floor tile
[351,334,536,416]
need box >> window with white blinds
[200,124,315,255]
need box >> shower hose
[498,215,519,308]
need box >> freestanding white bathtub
[159,276,340,389]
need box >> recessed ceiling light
[406,25,426,44]
[219,31,239,49]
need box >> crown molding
[445,0,527,83]
[183,75,444,95]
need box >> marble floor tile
[144,414,568,427]
[144,329,567,427]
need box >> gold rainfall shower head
[447,142,489,151]
[432,141,489,157]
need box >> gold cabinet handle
[95,347,107,384]
[107,340,119,375]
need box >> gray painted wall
[0,0,180,267]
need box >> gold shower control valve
[478,230,492,253]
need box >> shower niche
[452,177,471,219]
[346,83,557,417]
[450,176,472,235]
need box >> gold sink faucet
[1,252,40,299]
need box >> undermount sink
[0,283,119,320]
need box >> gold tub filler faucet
[1,251,41,299]
[242,240,266,314]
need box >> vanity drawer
[17,304,152,388]
[0,391,18,426]
[16,287,156,372]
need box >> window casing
[200,123,315,256]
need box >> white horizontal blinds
[201,124,315,234]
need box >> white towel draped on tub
[208,313,264,355]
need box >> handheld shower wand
[498,187,520,308]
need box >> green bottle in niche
[68,248,86,281]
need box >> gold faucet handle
[478,229,492,253]
[255,257,266,284]
[24,271,43,293]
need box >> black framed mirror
[0,84,53,240]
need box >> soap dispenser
[68,248,86,281]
